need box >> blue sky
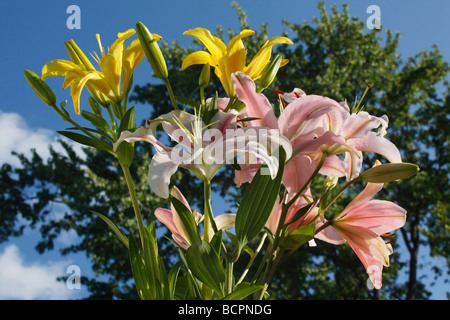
[0,0,448,299]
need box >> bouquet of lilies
[24,21,419,300]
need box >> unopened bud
[24,69,57,107]
[259,54,284,91]
[358,162,420,183]
[199,63,210,88]
[87,87,110,108]
[88,97,102,115]
[136,21,168,79]
[324,176,339,189]
[64,39,96,72]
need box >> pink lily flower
[154,186,236,249]
[230,72,402,199]
[231,72,349,196]
[315,181,407,289]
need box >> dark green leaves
[235,148,286,247]
[185,240,226,297]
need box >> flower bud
[324,176,339,189]
[64,39,96,72]
[88,97,102,116]
[358,162,420,183]
[24,69,57,106]
[198,63,210,88]
[259,54,284,91]
[135,21,168,79]
[117,141,135,167]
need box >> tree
[1,1,448,299]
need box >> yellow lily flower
[41,29,161,115]
[181,28,293,97]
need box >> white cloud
[0,244,77,300]
[0,110,85,167]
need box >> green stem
[236,233,267,286]
[121,165,146,248]
[106,105,117,140]
[163,77,179,110]
[203,180,217,242]
[320,175,361,215]
[226,261,234,295]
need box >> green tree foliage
[1,1,448,299]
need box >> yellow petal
[226,29,255,52]
[121,38,145,97]
[244,36,293,79]
[69,73,101,115]
[100,29,136,99]
[224,29,255,74]
[181,51,215,71]
[152,33,163,41]
[41,59,80,80]
[183,28,226,60]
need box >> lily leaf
[223,282,265,300]
[185,240,226,297]
[128,235,152,300]
[91,210,128,249]
[235,147,286,247]
[57,130,112,152]
[281,222,316,250]
[81,110,111,134]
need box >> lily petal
[231,72,279,129]
[244,36,294,79]
[204,213,237,242]
[148,151,181,198]
[278,95,347,141]
[336,223,389,289]
[183,28,226,62]
[350,133,402,163]
[181,51,215,71]
[340,200,407,235]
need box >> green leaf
[129,235,151,300]
[281,222,316,250]
[185,240,226,297]
[167,261,182,300]
[235,147,286,246]
[57,130,112,152]
[91,210,129,249]
[65,126,115,143]
[223,282,265,300]
[170,196,201,246]
[142,224,161,299]
[210,229,223,256]
[175,96,201,110]
[81,110,111,134]
[118,106,135,133]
